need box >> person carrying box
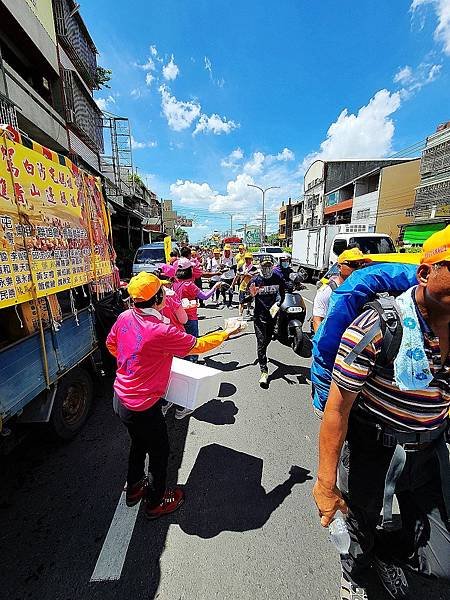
[106,272,241,520]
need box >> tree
[95,66,112,89]
[266,233,280,245]
[174,227,189,244]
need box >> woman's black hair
[134,287,164,308]
[180,246,192,258]
[176,266,193,280]
[170,249,180,258]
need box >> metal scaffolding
[100,113,134,199]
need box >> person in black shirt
[249,259,286,388]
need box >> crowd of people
[106,227,450,600]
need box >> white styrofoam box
[165,357,223,410]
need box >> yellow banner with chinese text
[0,130,114,308]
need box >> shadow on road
[193,398,239,425]
[268,357,310,385]
[204,351,258,372]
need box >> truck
[291,224,396,280]
[0,125,118,448]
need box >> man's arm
[313,382,358,526]
[312,316,324,332]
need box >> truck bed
[0,308,97,422]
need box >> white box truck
[291,224,396,280]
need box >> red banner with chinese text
[0,129,114,308]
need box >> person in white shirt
[312,248,370,332]
[207,248,223,305]
[220,244,237,308]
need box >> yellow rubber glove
[189,330,229,355]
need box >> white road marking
[91,458,148,582]
[90,489,141,582]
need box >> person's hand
[225,321,243,336]
[312,480,348,527]
[249,282,260,297]
[213,281,222,289]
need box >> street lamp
[224,213,234,236]
[247,184,280,244]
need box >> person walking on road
[249,258,286,389]
[207,248,223,305]
[106,272,241,520]
[233,251,258,318]
[220,244,237,308]
[312,248,370,332]
[313,226,450,600]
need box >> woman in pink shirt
[106,272,239,520]
[173,258,221,362]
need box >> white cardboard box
[165,357,223,410]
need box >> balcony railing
[54,0,97,89]
[421,140,450,177]
[63,69,103,153]
[0,94,18,129]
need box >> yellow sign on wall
[24,0,57,44]
[0,129,113,309]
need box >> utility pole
[247,184,280,244]
[225,213,234,236]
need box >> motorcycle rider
[273,252,294,287]
[249,259,286,389]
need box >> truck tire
[49,367,93,440]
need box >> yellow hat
[244,252,253,259]
[213,248,221,254]
[338,248,370,264]
[239,244,245,250]
[420,225,450,265]
[224,244,232,251]
[127,272,162,301]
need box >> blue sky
[84,0,450,241]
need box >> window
[134,247,165,263]
[332,239,348,256]
[349,236,395,254]
[356,209,370,219]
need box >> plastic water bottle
[329,511,351,556]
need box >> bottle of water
[329,511,351,556]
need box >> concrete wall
[5,63,69,152]
[2,0,58,73]
[351,190,379,227]
[376,159,420,241]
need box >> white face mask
[281,261,289,269]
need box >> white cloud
[145,72,155,87]
[302,89,402,171]
[136,57,156,71]
[193,113,239,136]
[95,95,115,111]
[411,0,450,55]
[150,45,158,57]
[243,151,266,175]
[162,55,179,81]
[159,85,201,131]
[131,136,157,150]
[130,88,142,99]
[276,147,295,161]
[221,147,244,168]
[394,61,442,96]
[394,65,414,84]
[204,56,225,87]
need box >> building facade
[413,121,450,221]
[278,198,293,245]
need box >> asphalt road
[0,284,448,600]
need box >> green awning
[403,222,446,245]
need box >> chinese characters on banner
[0,130,114,309]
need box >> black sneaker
[340,574,368,600]
[373,558,409,599]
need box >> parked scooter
[276,273,312,357]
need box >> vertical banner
[164,235,172,263]
[0,129,114,309]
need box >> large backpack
[311,262,418,412]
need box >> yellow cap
[244,252,253,259]
[420,225,450,265]
[213,248,220,254]
[224,244,232,251]
[239,244,245,249]
[338,248,370,264]
[127,272,162,301]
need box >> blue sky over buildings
[84,0,450,241]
